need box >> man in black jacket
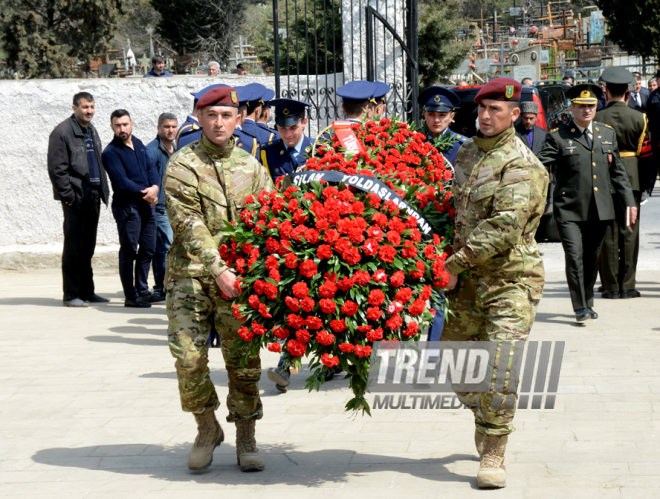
[47,92,110,307]
[515,101,547,156]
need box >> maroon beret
[196,86,239,109]
[474,78,522,103]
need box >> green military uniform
[537,84,636,315]
[595,67,648,297]
[443,125,549,436]
[164,133,274,420]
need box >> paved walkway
[2,199,660,497]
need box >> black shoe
[267,367,291,388]
[125,297,152,308]
[588,309,598,320]
[83,294,110,303]
[597,285,604,292]
[621,289,641,299]
[575,308,591,322]
[64,298,89,308]
[139,292,166,303]
[601,290,620,299]
[323,370,335,382]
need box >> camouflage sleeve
[445,160,542,275]
[164,163,228,279]
[250,155,274,193]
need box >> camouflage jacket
[445,126,549,298]
[164,134,274,284]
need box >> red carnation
[317,244,333,259]
[232,304,246,321]
[248,294,260,309]
[341,300,358,316]
[366,226,384,242]
[390,271,405,287]
[366,328,384,342]
[254,280,265,295]
[403,322,419,337]
[386,231,401,246]
[339,343,355,353]
[273,327,290,339]
[316,330,336,346]
[368,289,385,306]
[301,297,315,312]
[306,228,320,244]
[287,314,304,329]
[265,237,279,254]
[385,314,403,330]
[319,280,337,298]
[408,299,426,316]
[367,306,383,320]
[263,282,278,300]
[378,245,397,263]
[258,303,272,318]
[342,246,361,266]
[395,287,413,303]
[287,339,307,357]
[285,253,298,269]
[285,296,300,312]
[252,322,267,335]
[330,319,347,332]
[305,316,323,329]
[354,345,373,358]
[265,255,279,271]
[420,285,433,301]
[373,269,388,282]
[357,325,373,332]
[353,270,371,286]
[319,298,337,314]
[296,329,311,343]
[337,276,354,291]
[238,326,254,341]
[321,353,340,368]
[401,241,417,259]
[268,343,282,353]
[300,259,318,278]
[323,229,340,244]
[362,238,379,256]
[292,282,309,298]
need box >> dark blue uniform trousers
[427,295,445,341]
[112,204,157,301]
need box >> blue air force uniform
[257,98,314,180]
[418,85,466,167]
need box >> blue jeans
[427,294,445,341]
[153,205,173,294]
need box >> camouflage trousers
[442,271,540,436]
[166,276,263,421]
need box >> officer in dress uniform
[232,86,260,157]
[239,83,276,147]
[258,98,314,181]
[596,67,648,299]
[537,83,637,322]
[257,89,280,142]
[418,86,468,166]
[175,84,259,157]
[313,80,379,155]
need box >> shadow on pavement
[0,297,67,307]
[31,443,477,486]
[534,312,583,328]
[86,335,167,347]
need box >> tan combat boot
[235,420,265,472]
[477,434,507,488]
[475,428,485,457]
[188,410,224,470]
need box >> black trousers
[600,192,641,292]
[557,220,611,311]
[61,189,101,301]
[112,203,157,301]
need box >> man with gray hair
[146,112,178,297]
[515,101,547,155]
[208,61,220,76]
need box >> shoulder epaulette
[259,139,282,151]
[603,123,614,129]
[550,128,558,133]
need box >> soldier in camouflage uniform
[164,86,274,472]
[441,78,549,489]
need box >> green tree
[1,0,125,78]
[596,0,660,59]
[418,0,472,87]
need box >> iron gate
[271,0,419,137]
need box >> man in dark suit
[596,67,648,299]
[629,73,649,112]
[515,101,547,156]
[48,92,110,307]
[537,83,637,323]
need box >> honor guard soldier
[596,67,648,299]
[418,86,467,166]
[442,78,549,489]
[257,88,280,142]
[537,83,637,322]
[164,86,273,472]
[232,85,260,156]
[258,98,314,181]
[238,83,276,147]
[313,80,379,155]
[176,84,259,157]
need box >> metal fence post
[273,0,281,97]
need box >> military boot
[477,434,507,488]
[475,428,485,457]
[188,410,224,470]
[235,420,265,472]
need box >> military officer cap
[418,86,461,112]
[520,101,539,114]
[600,67,634,86]
[566,83,602,104]
[474,77,522,103]
[373,81,391,104]
[196,86,239,109]
[336,80,379,104]
[262,88,275,106]
[270,98,312,127]
[191,84,229,105]
[243,82,268,105]
[233,85,257,106]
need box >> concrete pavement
[2,199,660,497]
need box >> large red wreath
[221,117,455,413]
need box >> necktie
[584,129,592,150]
[637,93,642,107]
[287,146,297,164]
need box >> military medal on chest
[566,139,576,154]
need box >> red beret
[474,78,522,104]
[197,86,239,109]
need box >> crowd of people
[44,64,655,486]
